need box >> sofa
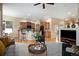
[66,45,79,56]
[0,36,15,56]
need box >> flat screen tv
[61,30,76,40]
[60,30,76,45]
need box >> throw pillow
[0,40,6,56]
[71,45,79,54]
[0,36,12,47]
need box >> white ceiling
[3,3,79,19]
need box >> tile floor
[5,39,63,56]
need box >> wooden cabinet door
[20,22,27,29]
[40,22,50,30]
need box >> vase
[71,24,76,28]
[67,24,70,28]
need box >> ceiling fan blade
[34,3,41,6]
[47,3,54,5]
[42,3,45,9]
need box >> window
[6,21,13,28]
[4,21,13,34]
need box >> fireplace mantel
[58,27,79,30]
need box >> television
[60,30,77,45]
[59,28,79,46]
[61,30,76,40]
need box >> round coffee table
[28,43,47,55]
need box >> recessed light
[67,12,72,15]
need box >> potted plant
[34,32,41,42]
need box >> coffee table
[28,43,47,56]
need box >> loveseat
[0,36,15,56]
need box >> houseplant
[34,32,41,42]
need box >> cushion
[0,36,12,47]
[0,40,6,56]
[71,45,79,54]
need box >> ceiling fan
[34,3,54,9]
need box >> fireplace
[60,30,76,45]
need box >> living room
[0,3,79,56]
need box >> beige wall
[0,4,2,37]
[51,18,64,42]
